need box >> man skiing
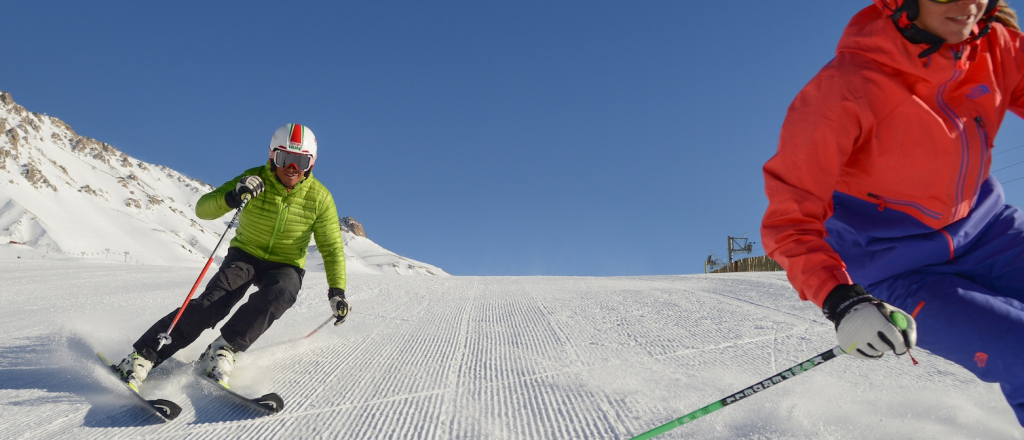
[115,123,350,387]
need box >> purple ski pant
[866,204,1024,426]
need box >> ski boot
[115,351,154,391]
[200,335,237,388]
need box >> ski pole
[156,195,251,351]
[630,346,844,440]
[304,315,336,339]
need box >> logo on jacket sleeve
[967,85,991,100]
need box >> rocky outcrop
[0,92,28,120]
[78,185,110,200]
[20,114,42,134]
[342,216,366,237]
[72,137,127,168]
[6,127,21,152]
[22,162,57,192]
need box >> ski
[199,372,284,414]
[96,352,183,422]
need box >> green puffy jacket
[196,163,346,290]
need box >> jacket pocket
[867,193,943,220]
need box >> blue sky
[7,1,1024,276]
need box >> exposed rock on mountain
[342,216,366,237]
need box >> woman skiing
[115,123,350,387]
[762,0,1024,425]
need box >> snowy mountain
[0,90,447,275]
[1,264,1020,439]
[309,233,448,276]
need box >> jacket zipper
[265,203,289,258]
[279,205,291,232]
[936,46,969,220]
[867,193,943,220]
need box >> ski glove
[225,175,264,208]
[328,287,349,326]
[822,284,917,360]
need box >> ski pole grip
[890,311,909,330]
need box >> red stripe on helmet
[289,124,303,147]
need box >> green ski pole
[630,346,844,440]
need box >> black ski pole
[630,346,844,439]
[156,195,251,351]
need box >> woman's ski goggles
[272,150,314,171]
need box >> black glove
[225,175,264,208]
[822,284,917,360]
[328,287,349,326]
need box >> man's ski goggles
[272,150,314,171]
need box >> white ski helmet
[269,123,317,172]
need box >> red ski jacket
[762,6,1024,306]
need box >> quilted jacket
[196,162,346,290]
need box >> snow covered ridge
[0,90,447,275]
[0,90,222,266]
[306,233,448,276]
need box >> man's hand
[329,287,349,326]
[226,175,264,208]
[823,284,916,360]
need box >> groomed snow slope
[1,260,1020,439]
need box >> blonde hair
[996,0,1020,31]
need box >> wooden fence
[708,255,783,274]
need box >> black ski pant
[133,247,304,366]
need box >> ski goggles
[272,150,314,171]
